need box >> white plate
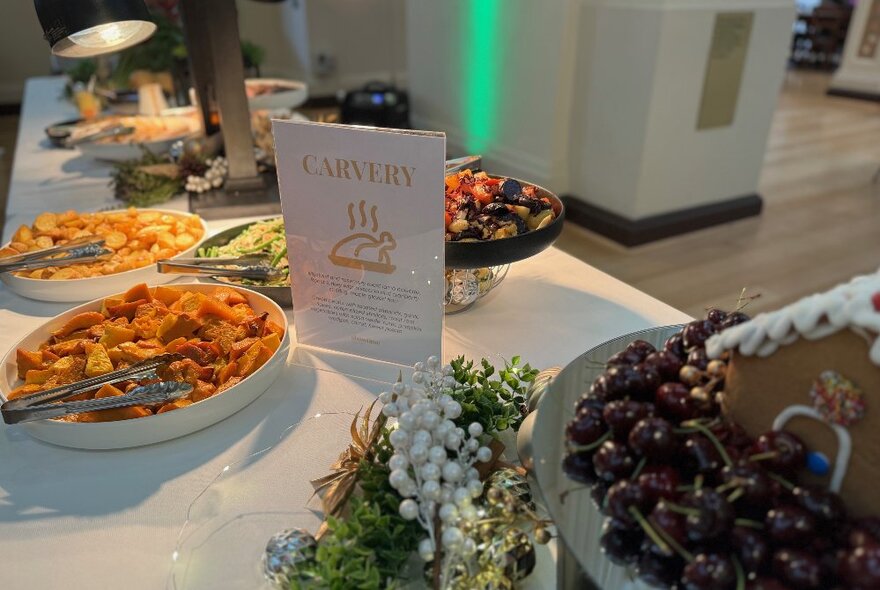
[246,79,309,110]
[1,209,208,303]
[0,282,290,449]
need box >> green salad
[197,217,290,287]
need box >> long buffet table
[0,77,690,589]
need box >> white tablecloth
[0,77,690,589]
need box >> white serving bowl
[246,78,308,110]
[0,282,289,449]
[1,209,208,303]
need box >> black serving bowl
[196,220,292,308]
[444,177,565,269]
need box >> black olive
[500,178,522,199]
[483,202,513,217]
[514,215,528,235]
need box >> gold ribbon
[310,399,386,538]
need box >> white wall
[0,0,54,104]
[237,0,406,97]
[406,0,580,190]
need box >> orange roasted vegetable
[25,369,53,385]
[261,332,281,354]
[229,337,259,363]
[199,319,241,353]
[153,285,182,306]
[164,336,187,353]
[237,341,272,377]
[241,312,268,338]
[156,313,202,343]
[107,299,148,321]
[217,376,243,393]
[53,312,106,339]
[212,286,248,306]
[197,297,238,322]
[41,350,60,363]
[157,399,193,414]
[94,383,125,398]
[101,296,124,316]
[217,362,238,384]
[171,291,204,313]
[76,382,152,421]
[264,320,285,339]
[99,324,136,348]
[176,342,212,365]
[16,349,43,379]
[46,339,87,357]
[9,383,43,400]
[84,344,113,377]
[192,380,217,402]
[123,283,152,303]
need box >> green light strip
[463,0,500,154]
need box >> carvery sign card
[272,120,446,366]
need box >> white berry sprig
[380,355,494,587]
[185,156,228,193]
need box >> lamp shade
[34,0,157,58]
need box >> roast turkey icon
[328,200,397,275]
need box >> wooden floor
[0,71,878,317]
[556,70,880,318]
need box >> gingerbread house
[706,273,880,517]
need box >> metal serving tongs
[1,353,191,424]
[445,155,482,176]
[157,256,285,281]
[64,125,135,147]
[0,236,112,274]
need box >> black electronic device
[340,82,410,128]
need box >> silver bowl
[196,220,292,308]
[443,265,509,314]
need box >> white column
[568,0,794,220]
[829,0,880,99]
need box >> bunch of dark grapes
[562,309,880,590]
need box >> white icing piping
[772,405,852,493]
[706,270,880,364]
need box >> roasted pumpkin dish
[9,283,284,422]
[0,208,205,280]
